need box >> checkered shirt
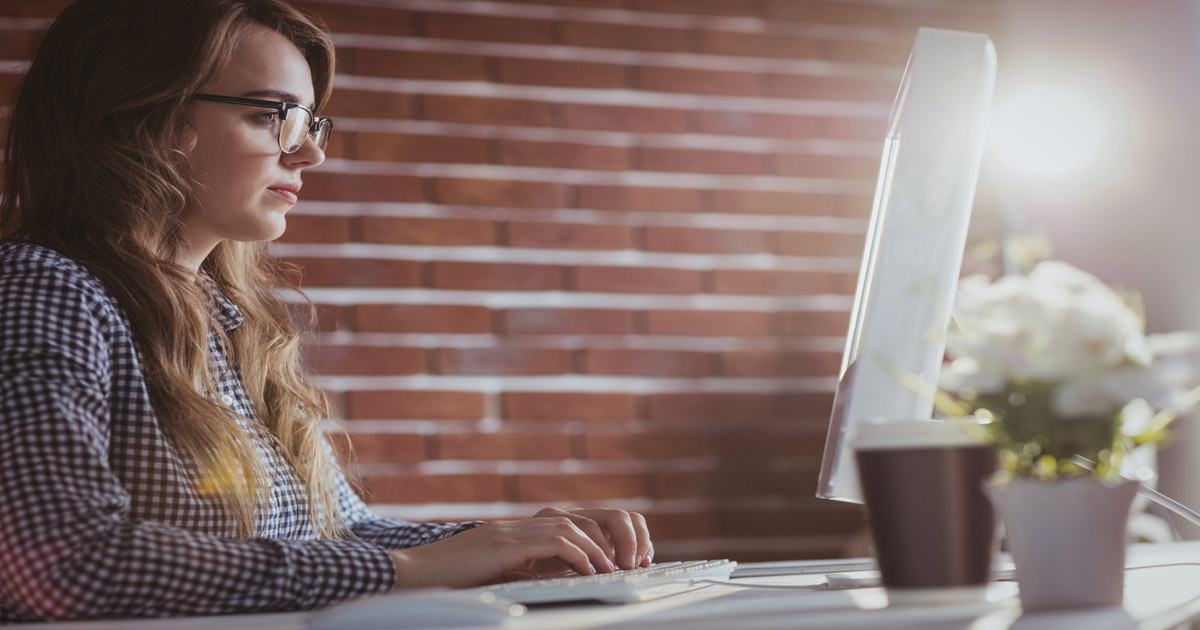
[0,242,477,622]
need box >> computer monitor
[816,28,997,504]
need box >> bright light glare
[990,84,1109,177]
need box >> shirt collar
[198,275,244,332]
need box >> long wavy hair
[0,0,348,539]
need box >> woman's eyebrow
[239,89,313,108]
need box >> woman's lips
[268,187,299,204]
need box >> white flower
[944,261,1199,420]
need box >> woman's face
[184,25,324,266]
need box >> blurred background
[2,0,1198,558]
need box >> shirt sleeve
[333,449,482,548]
[0,267,396,621]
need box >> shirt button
[220,394,234,405]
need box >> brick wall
[0,0,996,561]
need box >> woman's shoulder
[0,240,118,316]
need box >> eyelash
[255,110,280,125]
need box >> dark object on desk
[308,589,525,629]
[856,435,998,603]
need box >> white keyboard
[479,559,737,604]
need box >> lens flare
[990,84,1109,177]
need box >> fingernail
[625,554,636,569]
[606,559,616,572]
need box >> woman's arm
[0,266,396,620]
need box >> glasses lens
[280,107,311,153]
[313,118,332,152]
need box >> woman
[0,0,651,621]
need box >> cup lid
[851,419,987,450]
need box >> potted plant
[938,260,1200,610]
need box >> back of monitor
[816,27,997,503]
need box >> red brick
[772,153,880,179]
[697,111,821,138]
[763,0,903,25]
[502,392,637,421]
[642,225,770,254]
[582,431,709,459]
[303,172,423,202]
[497,0,624,6]
[322,129,352,160]
[284,257,421,288]
[356,304,492,333]
[720,506,863,537]
[322,89,410,118]
[562,21,689,52]
[574,266,703,294]
[0,73,24,107]
[582,349,709,377]
[651,470,713,499]
[775,231,864,257]
[436,432,573,460]
[713,428,825,460]
[645,310,772,336]
[498,139,631,171]
[718,350,842,378]
[782,392,837,421]
[362,473,506,503]
[632,0,757,16]
[431,261,564,291]
[711,269,838,295]
[423,12,556,44]
[345,432,427,464]
[696,30,819,59]
[827,38,910,65]
[500,308,636,335]
[278,215,351,244]
[648,393,782,423]
[434,177,568,209]
[292,2,415,36]
[643,510,718,540]
[434,347,571,376]
[768,74,898,103]
[636,66,761,97]
[564,103,690,133]
[345,390,486,420]
[498,58,628,89]
[506,221,633,250]
[779,310,850,337]
[829,117,889,142]
[639,147,765,176]
[352,48,488,81]
[422,94,553,127]
[0,27,35,59]
[356,133,490,164]
[514,473,644,502]
[577,185,705,213]
[359,216,496,246]
[305,344,425,377]
[289,303,350,333]
[713,189,834,216]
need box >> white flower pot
[986,478,1138,610]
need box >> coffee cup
[853,419,998,605]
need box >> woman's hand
[388,508,652,589]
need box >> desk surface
[32,541,1200,630]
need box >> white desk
[32,541,1200,630]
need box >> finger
[575,509,639,570]
[538,508,616,562]
[547,518,618,574]
[534,532,603,577]
[630,512,653,566]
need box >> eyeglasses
[192,93,332,154]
